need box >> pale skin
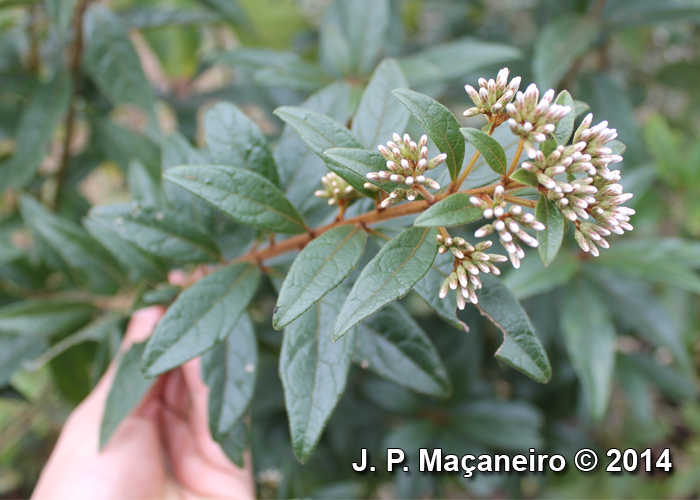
[31,305,255,500]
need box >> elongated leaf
[0,336,48,387]
[400,38,521,86]
[273,106,375,197]
[509,168,539,187]
[1,71,71,189]
[84,5,157,123]
[128,160,169,209]
[280,286,356,463]
[414,193,483,227]
[142,264,260,376]
[93,118,161,173]
[0,300,96,338]
[120,7,221,29]
[352,59,410,148]
[554,90,575,146]
[392,88,465,180]
[46,0,78,38]
[193,0,247,24]
[586,267,692,377]
[477,275,551,383]
[461,128,507,175]
[219,422,248,468]
[355,303,451,397]
[535,194,565,267]
[19,195,124,293]
[24,312,123,371]
[100,342,154,448]
[83,217,168,284]
[562,278,616,420]
[602,0,700,26]
[323,148,402,193]
[88,203,221,263]
[205,102,279,185]
[201,313,257,440]
[333,227,438,340]
[319,22,353,78]
[164,165,307,234]
[532,15,600,91]
[274,226,367,329]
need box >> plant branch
[450,122,497,193]
[415,185,435,204]
[506,139,525,177]
[234,185,498,265]
[52,0,90,210]
[504,195,537,208]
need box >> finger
[161,406,254,500]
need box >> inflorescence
[367,133,446,208]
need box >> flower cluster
[436,235,507,308]
[517,112,634,255]
[469,186,544,269]
[506,84,572,158]
[463,67,521,125]
[314,172,359,206]
[367,133,445,208]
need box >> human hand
[31,306,255,500]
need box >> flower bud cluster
[574,170,635,255]
[436,235,507,309]
[469,186,544,269]
[314,172,359,206]
[367,133,445,208]
[506,84,572,158]
[463,67,521,121]
[572,114,624,181]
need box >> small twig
[450,122,497,193]
[52,0,90,210]
[504,195,537,208]
[506,139,525,177]
[437,227,451,240]
[415,185,436,204]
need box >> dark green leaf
[509,168,539,187]
[84,5,157,123]
[274,226,367,329]
[602,0,700,26]
[532,15,600,90]
[254,61,334,92]
[83,217,169,284]
[333,226,438,340]
[392,88,465,181]
[142,264,260,376]
[193,0,248,24]
[0,336,48,387]
[219,421,248,468]
[273,106,375,197]
[460,128,507,175]
[0,300,96,338]
[535,194,565,267]
[586,267,693,378]
[46,0,77,38]
[20,195,124,293]
[201,313,257,440]
[351,58,410,148]
[279,286,356,463]
[1,71,71,189]
[120,7,221,29]
[400,38,521,86]
[128,160,169,209]
[414,193,483,227]
[89,203,221,263]
[204,102,279,185]
[554,90,575,146]
[100,342,155,448]
[323,148,402,193]
[477,275,551,383]
[354,303,451,397]
[562,277,616,420]
[163,165,307,234]
[93,118,161,173]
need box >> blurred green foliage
[0,0,699,498]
